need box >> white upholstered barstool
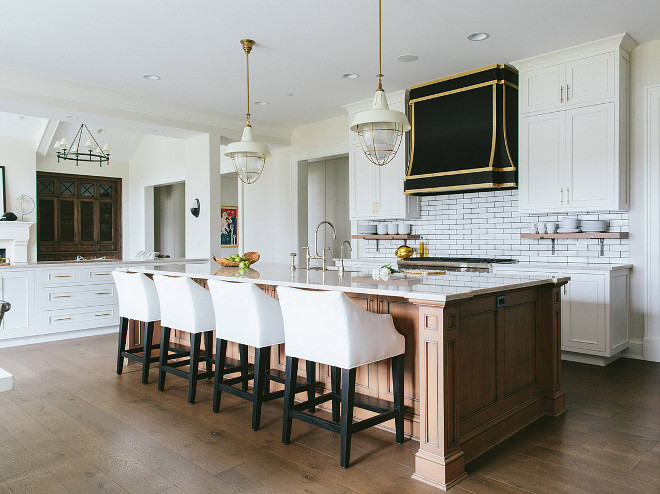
[153,274,217,404]
[113,271,168,384]
[208,280,315,430]
[277,287,406,468]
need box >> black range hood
[404,64,518,195]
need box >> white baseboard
[0,367,13,392]
[622,339,644,360]
[643,336,660,362]
[561,351,621,366]
[0,327,117,349]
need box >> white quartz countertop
[495,261,632,271]
[119,261,569,303]
[0,257,209,270]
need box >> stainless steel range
[397,257,518,272]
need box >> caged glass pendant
[350,0,410,166]
[225,39,271,184]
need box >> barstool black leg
[158,326,171,391]
[116,317,129,375]
[392,354,405,444]
[252,347,268,431]
[331,366,341,423]
[142,321,154,384]
[306,360,316,413]
[189,333,201,404]
[204,331,214,377]
[213,339,227,413]
[239,344,249,391]
[340,367,356,468]
[282,356,299,444]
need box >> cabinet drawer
[39,305,118,334]
[41,268,82,285]
[40,283,117,310]
[81,266,116,283]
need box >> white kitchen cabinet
[515,34,635,213]
[0,270,35,340]
[493,264,630,365]
[344,90,419,220]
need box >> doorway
[298,156,350,263]
[153,182,185,258]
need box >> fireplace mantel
[0,222,34,264]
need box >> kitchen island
[122,262,568,490]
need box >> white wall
[0,136,37,261]
[37,154,130,259]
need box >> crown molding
[0,66,294,145]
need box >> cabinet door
[520,63,565,114]
[519,112,565,212]
[0,271,35,339]
[566,52,615,107]
[349,147,376,220]
[565,103,615,210]
[562,272,606,353]
[375,147,407,219]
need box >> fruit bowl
[213,251,260,267]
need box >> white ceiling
[1,0,659,127]
[0,112,48,146]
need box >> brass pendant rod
[377,0,383,90]
[246,48,250,125]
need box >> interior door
[565,102,614,209]
[565,52,615,107]
[562,272,606,353]
[520,63,565,114]
[519,111,565,212]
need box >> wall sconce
[190,198,200,217]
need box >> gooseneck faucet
[339,240,352,276]
[304,220,337,271]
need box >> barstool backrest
[277,287,405,369]
[112,271,160,322]
[152,275,215,333]
[207,279,285,348]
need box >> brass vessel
[395,245,414,259]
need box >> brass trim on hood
[404,182,518,195]
[409,63,518,90]
[404,166,517,181]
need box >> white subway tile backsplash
[362,190,629,265]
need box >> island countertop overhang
[117,261,569,303]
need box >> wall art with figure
[220,206,238,247]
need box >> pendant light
[225,39,271,184]
[350,0,410,166]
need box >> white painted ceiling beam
[36,119,60,160]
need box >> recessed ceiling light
[467,32,489,41]
[142,74,161,81]
[152,129,163,133]
[287,93,294,97]
[396,54,418,63]
[341,73,360,79]
[65,115,79,119]
[254,101,269,106]
[97,129,105,134]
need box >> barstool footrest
[289,409,342,434]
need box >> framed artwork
[220,206,238,247]
[0,166,5,215]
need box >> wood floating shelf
[352,234,420,251]
[521,232,629,256]
[352,234,421,240]
[520,232,628,239]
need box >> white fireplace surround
[0,222,34,264]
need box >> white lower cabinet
[493,265,629,365]
[0,270,35,340]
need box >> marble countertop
[494,261,632,271]
[119,261,569,303]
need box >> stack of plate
[358,224,377,235]
[557,217,580,233]
[580,219,607,232]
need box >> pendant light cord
[377,0,383,90]
[246,48,251,125]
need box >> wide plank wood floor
[0,334,658,493]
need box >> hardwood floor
[0,334,658,493]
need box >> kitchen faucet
[304,220,337,270]
[338,240,352,276]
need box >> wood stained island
[123,263,568,490]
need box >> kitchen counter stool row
[111,270,406,468]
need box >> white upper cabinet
[515,34,636,213]
[344,91,420,220]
